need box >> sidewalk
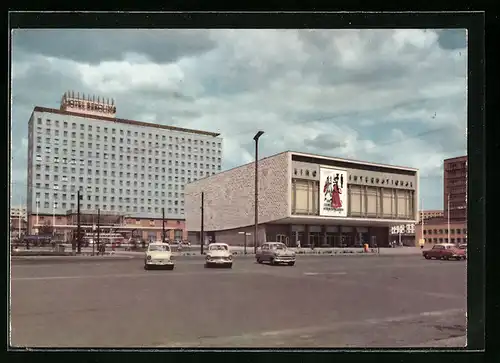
[112,246,423,257]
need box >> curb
[175,252,420,257]
[12,254,134,260]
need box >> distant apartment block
[10,206,27,219]
[444,155,467,221]
[420,209,444,221]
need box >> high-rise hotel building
[26,91,223,237]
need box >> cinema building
[185,151,419,247]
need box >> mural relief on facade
[319,168,348,217]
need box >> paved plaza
[10,255,467,348]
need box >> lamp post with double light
[253,131,264,254]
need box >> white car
[205,243,233,268]
[144,242,175,270]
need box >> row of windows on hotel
[34,159,217,176]
[36,191,183,206]
[34,200,183,215]
[33,180,186,194]
[423,228,467,235]
[35,133,222,157]
[34,172,204,185]
[35,142,222,165]
[37,139,222,161]
[36,117,223,148]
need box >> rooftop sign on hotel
[60,91,117,118]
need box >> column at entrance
[340,226,354,247]
[356,226,369,247]
[337,225,343,247]
[325,225,339,247]
[322,225,327,247]
[291,225,305,248]
[305,224,310,247]
[288,224,294,247]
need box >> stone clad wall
[185,152,290,232]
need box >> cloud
[10,29,467,210]
[12,29,216,64]
[435,29,468,50]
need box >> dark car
[422,243,466,261]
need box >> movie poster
[319,168,348,217]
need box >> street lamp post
[77,190,83,254]
[97,208,101,253]
[238,231,251,255]
[53,202,57,238]
[162,207,166,243]
[253,131,264,254]
[200,192,205,255]
[35,198,40,233]
[92,223,97,256]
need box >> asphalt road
[10,255,467,348]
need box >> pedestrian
[419,239,425,249]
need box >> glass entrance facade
[260,224,390,248]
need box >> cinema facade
[185,151,419,248]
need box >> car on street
[205,243,233,268]
[144,242,175,270]
[256,242,296,266]
[457,243,467,258]
[422,243,466,261]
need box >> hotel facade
[185,151,419,247]
[26,91,223,241]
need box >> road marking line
[157,308,465,347]
[304,272,347,276]
[11,270,258,281]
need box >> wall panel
[349,185,362,215]
[366,186,377,215]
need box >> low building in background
[10,206,28,240]
[27,210,186,242]
[421,209,444,221]
[185,151,419,248]
[415,218,467,246]
[389,223,415,246]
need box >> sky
[10,29,467,210]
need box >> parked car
[457,243,467,258]
[205,243,233,268]
[256,242,296,266]
[422,243,466,261]
[144,242,175,270]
